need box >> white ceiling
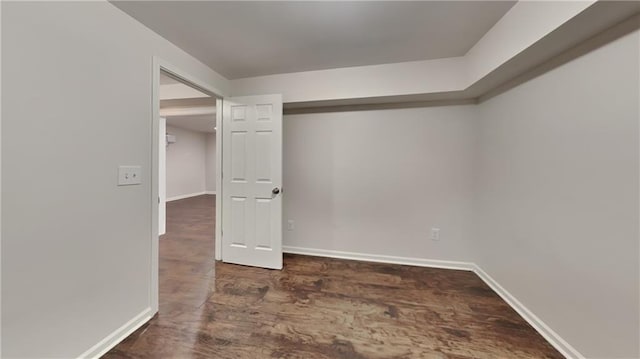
[166,114,216,134]
[112,1,516,79]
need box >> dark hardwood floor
[105,195,562,359]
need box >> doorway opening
[149,59,223,315]
[157,69,219,313]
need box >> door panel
[222,94,283,269]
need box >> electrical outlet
[287,220,295,231]
[430,227,440,241]
[118,165,142,186]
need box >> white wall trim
[282,245,584,359]
[0,1,3,352]
[282,246,475,272]
[205,190,217,195]
[159,83,210,101]
[472,265,585,359]
[77,307,153,359]
[214,98,223,261]
[166,191,207,202]
[160,106,215,117]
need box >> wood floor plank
[105,195,562,359]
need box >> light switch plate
[118,165,142,186]
[430,227,440,241]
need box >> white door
[222,94,283,269]
[159,117,167,236]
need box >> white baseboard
[78,307,153,359]
[472,265,584,359]
[166,191,206,202]
[205,190,217,195]
[283,246,475,271]
[282,245,583,359]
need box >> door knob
[272,187,280,195]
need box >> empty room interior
[1,1,639,359]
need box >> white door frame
[151,56,225,313]
[159,117,167,236]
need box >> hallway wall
[165,126,207,199]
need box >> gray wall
[1,2,227,357]
[205,133,217,193]
[284,106,476,262]
[165,126,207,199]
[474,30,639,358]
